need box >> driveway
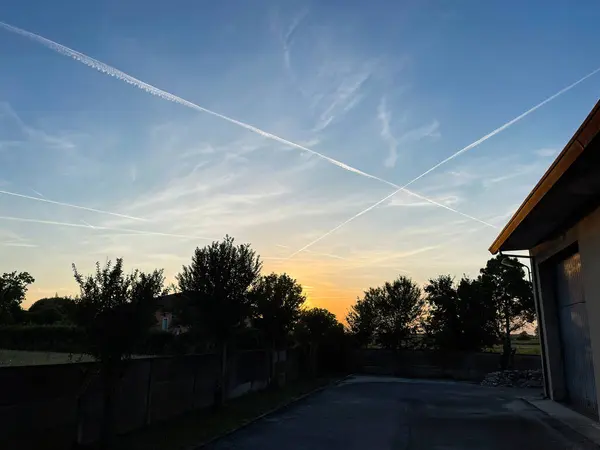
[206,375,593,449]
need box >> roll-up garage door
[556,251,597,417]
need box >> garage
[489,100,600,420]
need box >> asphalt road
[205,375,593,450]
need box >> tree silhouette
[28,295,76,325]
[0,271,34,324]
[478,255,534,367]
[295,307,345,376]
[346,294,378,348]
[72,258,166,449]
[176,235,262,406]
[250,273,305,385]
[295,307,343,345]
[424,275,497,351]
[349,276,424,351]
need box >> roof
[155,292,188,311]
[489,100,600,254]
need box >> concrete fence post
[144,358,154,426]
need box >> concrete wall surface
[0,350,287,446]
[531,205,600,413]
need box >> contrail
[0,215,217,240]
[0,189,147,222]
[0,20,488,225]
[285,67,600,259]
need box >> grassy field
[0,349,92,367]
[489,337,541,355]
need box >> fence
[355,349,541,381]
[0,350,301,447]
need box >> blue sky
[1,0,599,318]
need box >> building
[489,100,600,419]
[154,292,188,334]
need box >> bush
[0,325,85,353]
[0,325,190,356]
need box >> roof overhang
[489,100,600,254]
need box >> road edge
[190,374,353,450]
[520,397,600,449]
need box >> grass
[488,337,541,355]
[0,349,92,366]
[113,377,335,450]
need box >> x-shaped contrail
[0,21,491,229]
[2,20,597,261]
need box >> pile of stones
[481,369,543,388]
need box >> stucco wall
[531,204,600,412]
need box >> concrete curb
[520,397,600,449]
[190,374,353,449]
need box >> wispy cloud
[0,102,75,151]
[387,193,462,208]
[312,68,371,132]
[535,147,559,157]
[281,9,309,74]
[377,97,399,168]
[378,97,440,168]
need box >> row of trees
[347,255,535,365]
[1,235,345,449]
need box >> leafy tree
[346,294,378,348]
[295,307,344,345]
[250,273,305,385]
[28,295,76,325]
[176,235,262,406]
[72,258,166,449]
[478,255,534,367]
[295,307,346,376]
[423,275,497,351]
[0,271,35,324]
[374,276,424,351]
[349,276,424,351]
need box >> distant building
[154,292,188,334]
[490,100,600,419]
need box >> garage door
[556,252,597,417]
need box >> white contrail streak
[0,20,487,225]
[0,215,217,240]
[0,189,147,222]
[285,67,600,259]
[1,242,38,248]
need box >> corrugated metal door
[556,252,597,417]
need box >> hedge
[0,325,85,353]
[0,326,182,356]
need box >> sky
[1,0,599,320]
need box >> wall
[0,350,282,447]
[355,349,541,381]
[531,205,600,410]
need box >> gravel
[481,369,543,388]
